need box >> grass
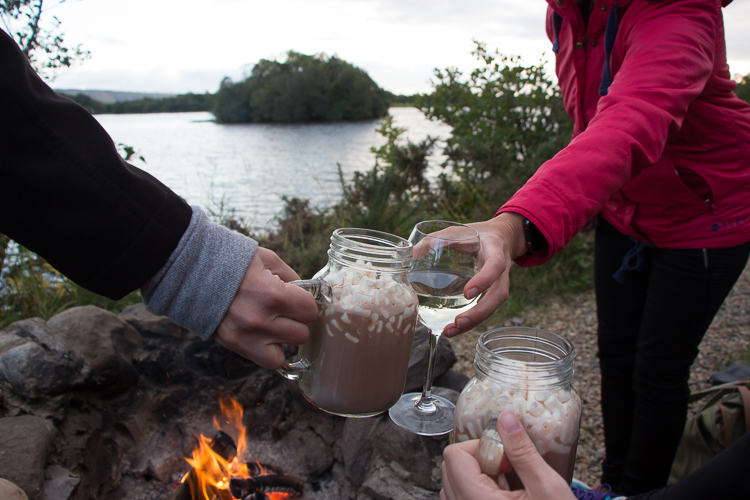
[0,240,141,330]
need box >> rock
[119,303,187,340]
[404,324,457,393]
[0,319,86,398]
[0,415,57,500]
[280,428,334,477]
[42,465,79,500]
[47,306,142,391]
[369,418,446,491]
[0,478,28,500]
[362,456,437,500]
[432,386,460,406]
[341,416,381,487]
[434,369,470,393]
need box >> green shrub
[0,241,140,329]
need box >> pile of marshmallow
[454,377,581,456]
[320,261,418,342]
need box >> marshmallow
[454,377,581,458]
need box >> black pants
[595,219,750,495]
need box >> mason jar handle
[289,278,333,304]
[277,278,333,380]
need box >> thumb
[495,411,551,486]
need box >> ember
[174,397,304,500]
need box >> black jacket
[0,29,191,299]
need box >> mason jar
[453,327,581,486]
[279,228,419,417]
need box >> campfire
[173,397,305,500]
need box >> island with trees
[61,50,401,123]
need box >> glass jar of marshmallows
[278,228,419,418]
[453,327,581,487]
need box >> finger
[223,310,311,347]
[496,410,570,496]
[444,279,509,338]
[440,461,455,500]
[249,270,317,323]
[496,474,510,490]
[254,247,302,282]
[276,281,319,323]
[464,245,509,298]
[443,441,506,498]
[212,334,286,370]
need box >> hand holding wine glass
[389,220,483,435]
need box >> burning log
[229,475,304,500]
[173,431,236,500]
[172,405,305,500]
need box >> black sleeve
[0,29,192,299]
[630,431,750,500]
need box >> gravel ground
[448,262,750,485]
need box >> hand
[440,411,576,500]
[443,212,526,337]
[211,247,318,369]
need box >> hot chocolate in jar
[453,327,581,487]
[279,228,419,418]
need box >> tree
[418,41,573,221]
[736,74,750,105]
[1,0,89,80]
[213,51,390,124]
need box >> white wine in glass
[389,220,482,436]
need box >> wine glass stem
[415,329,442,414]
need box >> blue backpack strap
[552,11,563,53]
[599,5,621,96]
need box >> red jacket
[501,0,750,266]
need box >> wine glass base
[388,392,455,436]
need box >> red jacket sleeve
[501,0,717,266]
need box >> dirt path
[448,263,750,485]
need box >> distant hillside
[62,92,215,115]
[55,89,174,104]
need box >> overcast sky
[43,0,750,95]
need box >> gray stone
[432,386,460,406]
[47,306,142,390]
[42,465,79,500]
[119,303,188,340]
[341,416,382,487]
[434,370,470,394]
[362,457,437,500]
[370,417,446,491]
[281,428,334,477]
[0,319,86,398]
[404,324,457,393]
[0,415,57,500]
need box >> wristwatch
[523,218,547,256]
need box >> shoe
[571,479,626,500]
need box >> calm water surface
[95,108,451,231]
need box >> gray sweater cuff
[140,206,258,338]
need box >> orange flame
[181,396,252,500]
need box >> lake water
[94,108,452,231]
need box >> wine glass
[389,220,482,435]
